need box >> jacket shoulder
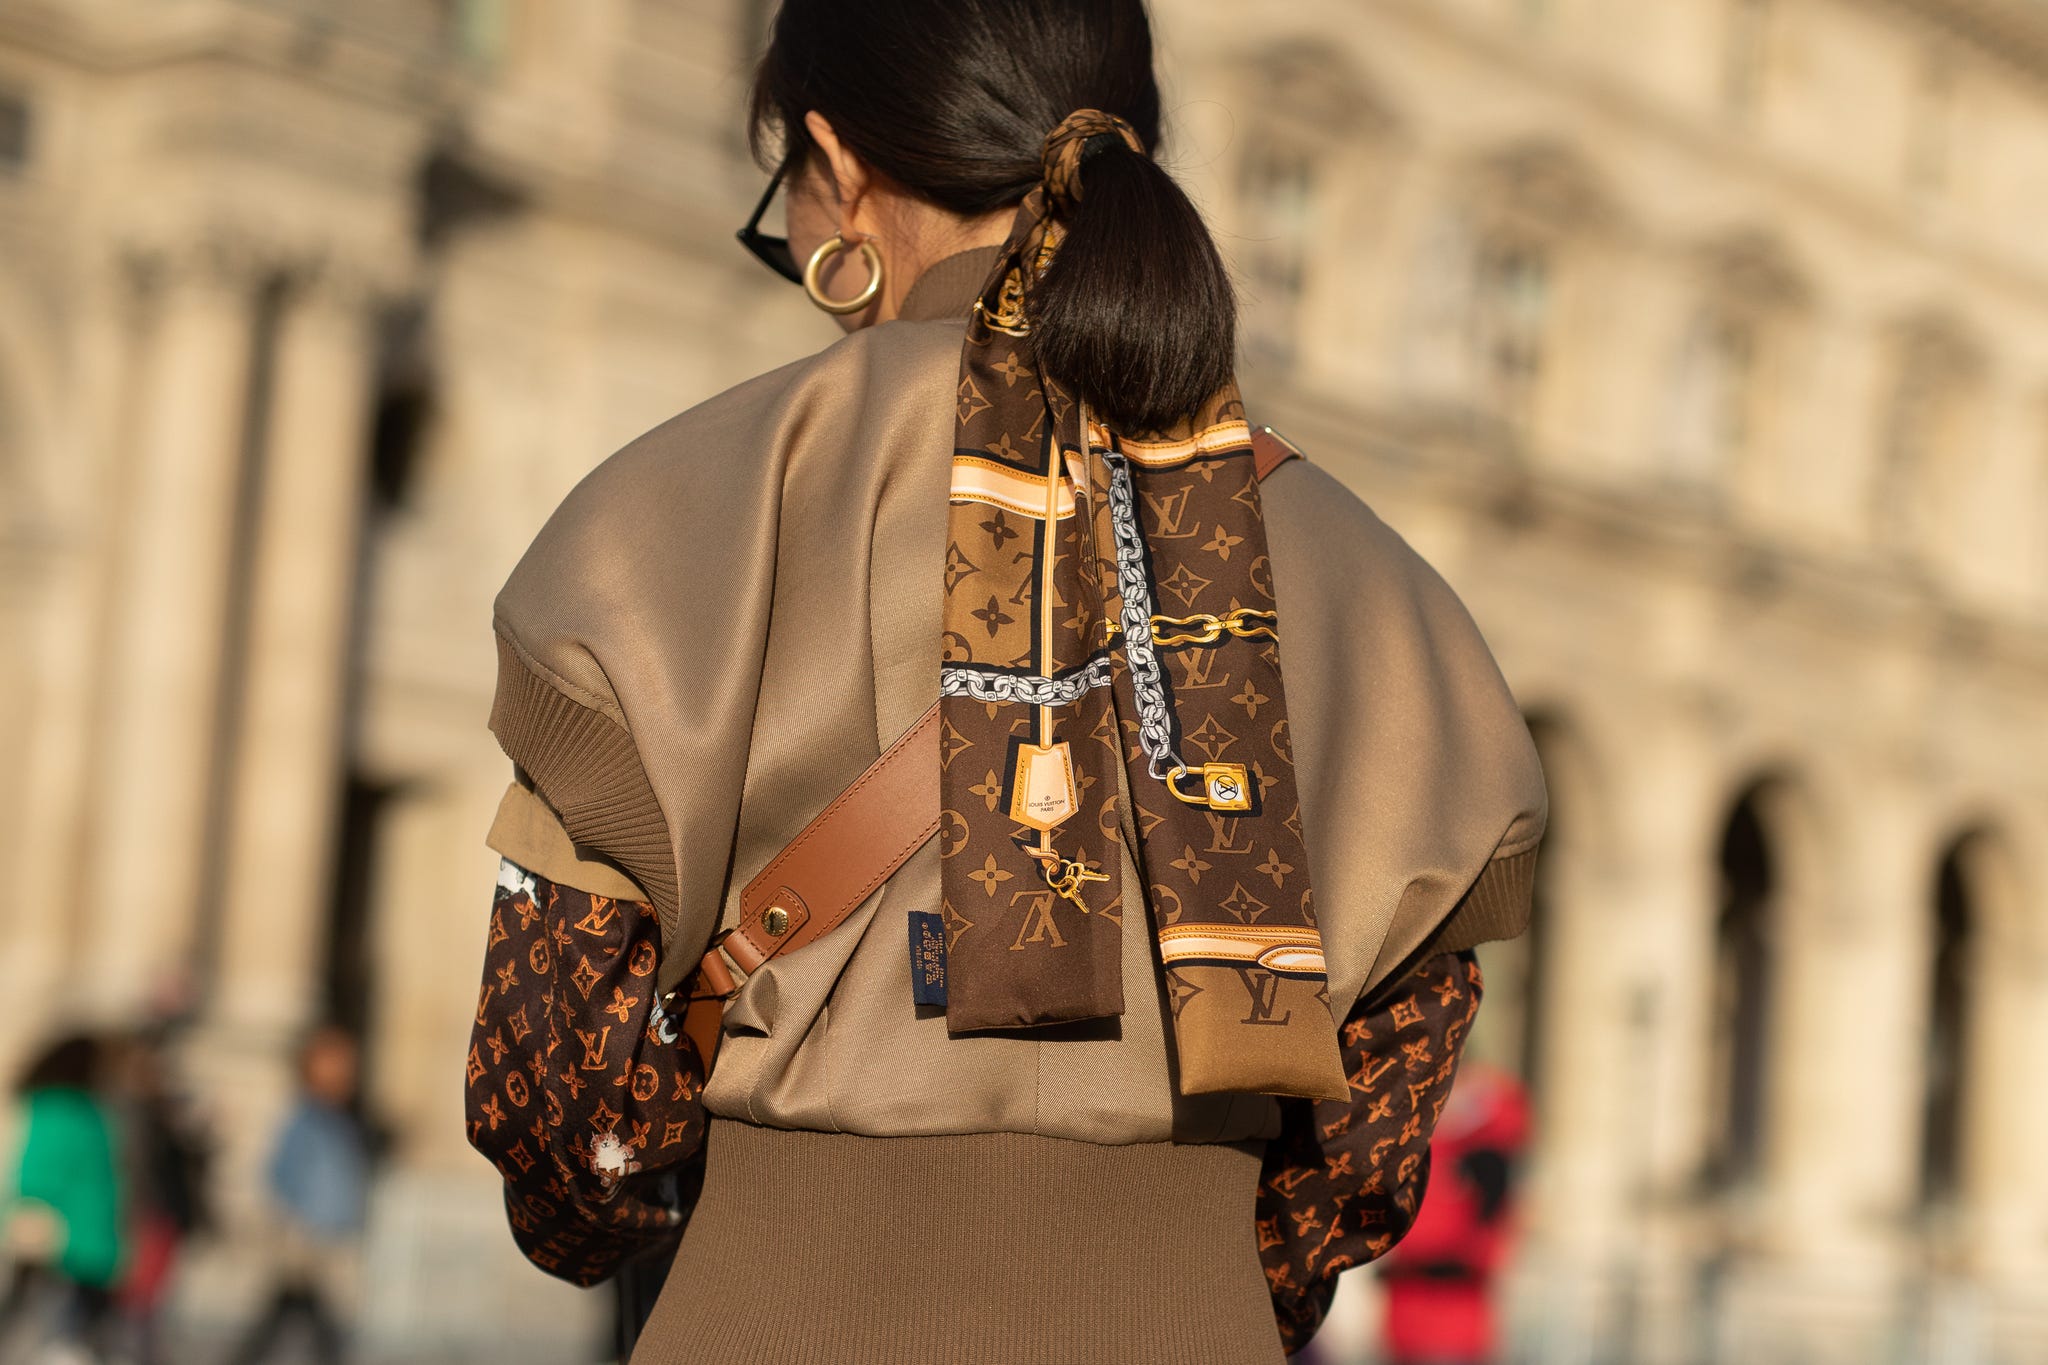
[1258,454,1466,616]
[514,320,962,543]
[490,317,963,661]
[1260,451,1531,773]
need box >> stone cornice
[1366,0,2048,310]
[115,222,411,313]
[0,0,456,114]
[1884,0,2048,78]
[1255,380,2048,679]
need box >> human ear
[803,110,877,239]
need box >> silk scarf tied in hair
[936,110,1348,1100]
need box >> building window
[1471,235,1551,426]
[1906,54,1956,204]
[1237,135,1318,369]
[1667,310,1758,487]
[439,0,514,68]
[1666,235,1806,498]
[0,383,17,527]
[1875,385,1937,547]
[1872,320,1981,558]
[1427,141,1605,431]
[0,88,30,174]
[1723,0,1772,118]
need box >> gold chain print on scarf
[936,154,1347,1101]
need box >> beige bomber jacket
[482,248,1548,1148]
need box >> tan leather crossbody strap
[1249,424,1302,482]
[680,703,941,1066]
[731,701,942,973]
[680,426,1301,1067]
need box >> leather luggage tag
[1008,740,1078,832]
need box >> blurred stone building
[1,0,2044,1361]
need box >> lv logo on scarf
[935,129,1347,1100]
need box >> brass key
[1040,855,1110,914]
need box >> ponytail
[749,0,1237,434]
[1027,140,1238,433]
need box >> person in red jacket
[1378,1060,1531,1365]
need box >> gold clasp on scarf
[1037,854,1110,914]
[972,266,1031,335]
[1165,761,1253,812]
[1102,608,1279,648]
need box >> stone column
[1949,830,2047,1285]
[1764,774,1914,1271]
[208,262,382,1040]
[1963,888,2048,1280]
[1511,704,1721,1365]
[1510,789,1648,1365]
[5,261,145,1072]
[86,241,264,1018]
[175,262,384,1298]
[1598,723,1723,1365]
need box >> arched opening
[1914,826,2025,1225]
[325,774,400,1042]
[1703,784,1777,1193]
[1917,840,1973,1212]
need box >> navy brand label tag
[908,910,947,1006]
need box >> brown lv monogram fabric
[1257,948,1484,1352]
[465,858,708,1286]
[937,148,1346,1102]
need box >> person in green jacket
[2,1031,126,1357]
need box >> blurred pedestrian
[1,1031,127,1364]
[225,1025,368,1365]
[105,1019,213,1365]
[1377,1061,1530,1365]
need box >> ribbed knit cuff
[1420,842,1540,957]
[487,629,679,944]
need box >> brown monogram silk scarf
[937,111,1348,1100]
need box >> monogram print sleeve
[464,856,709,1286]
[1256,948,1484,1353]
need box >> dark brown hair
[747,0,1237,433]
[16,1031,101,1092]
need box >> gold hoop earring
[802,234,884,316]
